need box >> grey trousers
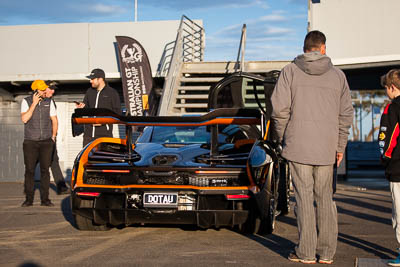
[289,161,338,260]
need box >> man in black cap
[45,81,69,195]
[76,68,121,146]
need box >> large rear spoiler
[72,108,262,157]
[72,108,261,130]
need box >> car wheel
[73,213,111,231]
[258,169,278,235]
[258,197,276,235]
[240,191,276,235]
[239,164,278,235]
[277,160,291,216]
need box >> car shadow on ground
[59,198,209,231]
[246,232,296,259]
[60,195,75,227]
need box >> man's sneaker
[319,259,333,264]
[21,200,33,207]
[41,199,54,207]
[288,251,316,264]
[388,253,400,266]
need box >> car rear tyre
[73,214,111,231]
[258,171,278,235]
[237,198,260,235]
[238,165,278,235]
[259,197,276,235]
[238,193,276,235]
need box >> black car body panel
[70,71,288,233]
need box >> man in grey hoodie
[271,30,354,264]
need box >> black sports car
[70,71,290,234]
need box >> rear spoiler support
[126,125,133,159]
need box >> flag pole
[135,0,138,22]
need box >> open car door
[207,71,291,223]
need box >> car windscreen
[149,125,258,145]
[150,126,212,144]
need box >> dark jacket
[24,96,53,141]
[271,52,354,165]
[379,95,400,181]
[83,85,121,138]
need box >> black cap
[47,81,58,90]
[86,68,105,79]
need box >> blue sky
[0,0,308,61]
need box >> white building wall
[0,20,202,82]
[309,0,400,63]
[0,100,25,181]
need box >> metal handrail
[156,15,204,77]
[235,24,247,73]
[157,15,205,115]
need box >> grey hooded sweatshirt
[271,52,354,165]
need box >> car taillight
[102,170,130,173]
[226,194,250,200]
[77,192,101,197]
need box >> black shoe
[41,199,54,207]
[57,184,69,195]
[21,200,33,207]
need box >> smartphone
[34,90,43,100]
[74,101,81,105]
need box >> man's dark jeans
[23,139,54,201]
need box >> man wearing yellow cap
[20,80,58,207]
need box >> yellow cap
[31,80,49,91]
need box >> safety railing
[157,15,205,115]
[156,15,204,77]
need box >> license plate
[143,193,178,208]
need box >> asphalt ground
[0,179,397,267]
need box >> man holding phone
[76,68,121,146]
[21,80,58,207]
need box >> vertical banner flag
[116,36,153,116]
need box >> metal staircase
[157,17,290,116]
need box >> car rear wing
[72,108,263,157]
[72,108,261,131]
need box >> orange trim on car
[246,161,256,187]
[75,138,127,187]
[234,139,256,149]
[263,120,270,140]
[74,117,260,126]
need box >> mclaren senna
[70,71,291,234]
